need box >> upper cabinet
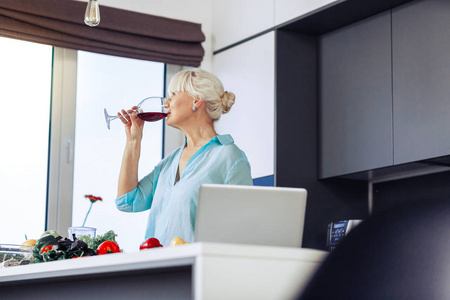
[319,0,450,178]
[212,0,340,52]
[392,0,450,165]
[319,11,393,178]
[274,0,338,26]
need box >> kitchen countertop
[0,242,328,300]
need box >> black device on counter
[327,219,363,251]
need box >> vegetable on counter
[169,237,189,247]
[30,230,119,263]
[77,230,118,251]
[40,230,60,238]
[96,241,121,255]
[41,245,55,254]
[139,238,163,250]
[22,239,37,247]
[34,234,58,253]
[31,235,95,263]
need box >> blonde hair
[168,69,235,121]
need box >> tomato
[96,241,121,255]
[41,245,55,254]
[139,237,163,250]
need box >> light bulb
[84,0,101,27]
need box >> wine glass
[104,96,167,129]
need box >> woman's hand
[117,106,142,197]
[118,106,145,141]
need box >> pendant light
[84,0,101,27]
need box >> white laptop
[195,184,307,247]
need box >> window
[0,37,52,243]
[72,51,165,252]
[0,39,166,252]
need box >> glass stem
[82,202,93,227]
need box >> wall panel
[213,32,275,180]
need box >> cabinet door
[319,11,393,178]
[392,0,450,164]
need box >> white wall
[212,0,274,51]
[213,33,275,179]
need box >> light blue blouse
[115,134,253,247]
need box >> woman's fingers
[117,107,144,133]
[126,109,138,122]
[118,109,131,124]
[118,108,141,124]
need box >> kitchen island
[0,242,327,300]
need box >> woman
[115,69,253,247]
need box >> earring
[192,105,197,112]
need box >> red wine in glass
[137,112,168,122]
[104,96,167,129]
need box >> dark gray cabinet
[392,0,450,164]
[274,0,450,251]
[320,0,450,178]
[319,11,393,178]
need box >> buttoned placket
[172,136,222,186]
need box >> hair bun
[221,91,235,114]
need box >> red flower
[85,194,103,203]
[82,194,103,227]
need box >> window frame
[46,48,184,235]
[46,47,77,234]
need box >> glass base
[68,226,97,239]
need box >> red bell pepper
[41,244,55,254]
[139,238,163,250]
[96,241,121,255]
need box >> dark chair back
[297,198,450,300]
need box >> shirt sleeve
[224,156,253,185]
[115,164,161,213]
